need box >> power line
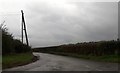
[0,13,21,16]
[0,12,21,16]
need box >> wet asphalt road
[4,52,118,71]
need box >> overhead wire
[0,12,21,16]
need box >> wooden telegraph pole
[21,10,29,46]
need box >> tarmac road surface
[4,52,119,71]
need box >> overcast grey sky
[0,0,118,47]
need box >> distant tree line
[33,40,119,56]
[2,27,32,55]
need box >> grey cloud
[3,2,117,47]
[25,2,118,47]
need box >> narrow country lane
[4,52,119,71]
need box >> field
[48,52,120,63]
[33,40,119,63]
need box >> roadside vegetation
[33,40,120,63]
[2,53,34,69]
[47,52,119,63]
[1,26,37,69]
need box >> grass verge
[48,52,120,63]
[2,52,38,69]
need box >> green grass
[48,52,120,63]
[2,52,34,69]
[76,54,119,63]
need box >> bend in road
[4,52,119,71]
